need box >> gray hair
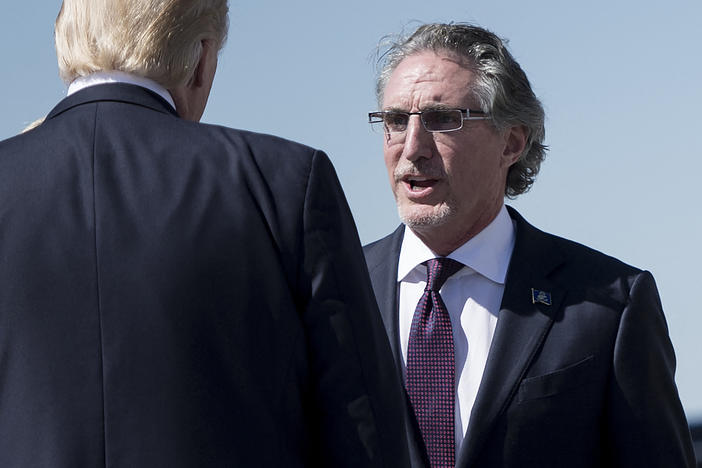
[375,23,547,198]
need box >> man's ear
[191,40,216,88]
[169,40,218,121]
[501,124,528,168]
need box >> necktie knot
[425,257,463,292]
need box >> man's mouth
[403,176,439,192]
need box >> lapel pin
[531,288,552,306]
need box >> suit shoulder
[509,206,643,279]
[197,123,319,161]
[508,208,649,308]
[546,230,642,278]
[532,227,653,309]
[167,122,330,189]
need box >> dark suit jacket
[0,83,409,468]
[364,206,695,467]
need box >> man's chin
[398,204,453,228]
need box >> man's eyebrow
[381,106,408,113]
[421,103,457,111]
[381,103,458,112]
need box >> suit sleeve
[299,150,409,467]
[606,271,695,467]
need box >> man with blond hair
[0,1,409,467]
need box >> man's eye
[426,111,460,128]
[385,114,407,125]
[383,113,408,131]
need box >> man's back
[0,83,407,467]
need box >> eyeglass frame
[367,108,491,134]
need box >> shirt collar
[67,71,176,111]
[398,204,516,284]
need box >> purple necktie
[406,257,463,468]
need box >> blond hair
[22,117,46,133]
[55,0,228,88]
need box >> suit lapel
[457,207,567,467]
[364,225,404,369]
[365,227,430,467]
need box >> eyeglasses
[368,108,490,134]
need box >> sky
[2,1,701,421]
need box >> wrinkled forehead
[382,51,478,110]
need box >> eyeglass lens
[422,110,463,132]
[375,109,464,133]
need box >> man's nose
[401,115,433,162]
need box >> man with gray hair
[0,1,410,467]
[364,23,694,467]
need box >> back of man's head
[55,0,228,89]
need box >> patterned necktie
[406,257,463,468]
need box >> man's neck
[409,203,504,256]
[397,204,515,285]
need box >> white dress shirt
[67,70,176,111]
[397,204,516,456]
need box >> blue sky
[3,1,701,420]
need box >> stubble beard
[396,198,455,228]
[393,159,455,228]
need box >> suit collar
[47,83,180,121]
[67,71,176,110]
[457,205,568,467]
[503,205,566,280]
